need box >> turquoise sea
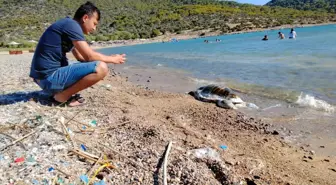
[100,24,336,113]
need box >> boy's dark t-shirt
[30,17,85,79]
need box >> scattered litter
[32,147,38,153]
[89,120,97,127]
[48,167,54,172]
[80,174,89,184]
[32,179,39,184]
[57,177,64,184]
[82,126,87,130]
[26,155,37,165]
[80,144,87,151]
[50,145,67,151]
[14,157,25,163]
[94,180,106,185]
[188,147,221,161]
[220,145,228,150]
[67,128,74,135]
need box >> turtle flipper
[216,99,237,109]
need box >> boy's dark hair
[74,1,100,21]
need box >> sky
[235,0,270,5]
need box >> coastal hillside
[0,0,335,43]
[266,0,336,13]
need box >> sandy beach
[0,53,335,184]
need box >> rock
[272,130,279,135]
[309,150,315,155]
[329,168,336,172]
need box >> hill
[266,0,336,13]
[0,0,335,43]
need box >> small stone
[309,150,315,155]
[272,130,279,135]
[308,156,313,160]
[323,159,330,162]
[32,147,38,153]
[319,146,325,148]
[253,175,261,179]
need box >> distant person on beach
[30,1,126,107]
[288,28,297,39]
[278,32,285,39]
[262,35,268,41]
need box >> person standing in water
[262,35,268,41]
[278,32,285,39]
[288,28,297,39]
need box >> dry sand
[0,54,335,184]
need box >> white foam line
[262,104,282,111]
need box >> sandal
[50,94,86,107]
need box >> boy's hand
[112,54,126,64]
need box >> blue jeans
[35,61,99,94]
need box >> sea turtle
[188,85,245,109]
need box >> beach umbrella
[8,41,21,45]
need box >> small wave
[190,78,222,85]
[262,104,282,111]
[295,93,335,113]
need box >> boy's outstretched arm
[73,40,126,64]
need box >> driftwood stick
[59,117,75,147]
[87,153,103,177]
[0,129,38,151]
[70,149,99,159]
[0,132,26,150]
[54,167,73,178]
[63,110,84,126]
[163,141,172,185]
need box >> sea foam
[295,93,335,113]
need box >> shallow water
[100,24,336,156]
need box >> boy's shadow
[0,91,52,106]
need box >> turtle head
[187,91,196,97]
[227,93,244,105]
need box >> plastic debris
[14,157,25,163]
[80,144,87,151]
[94,180,106,185]
[89,120,97,127]
[32,179,39,184]
[67,128,74,135]
[48,167,54,172]
[42,179,49,185]
[80,174,89,184]
[82,125,87,130]
[26,155,37,165]
[220,145,228,150]
[57,177,64,184]
[15,151,23,157]
[0,154,4,161]
[189,147,221,161]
